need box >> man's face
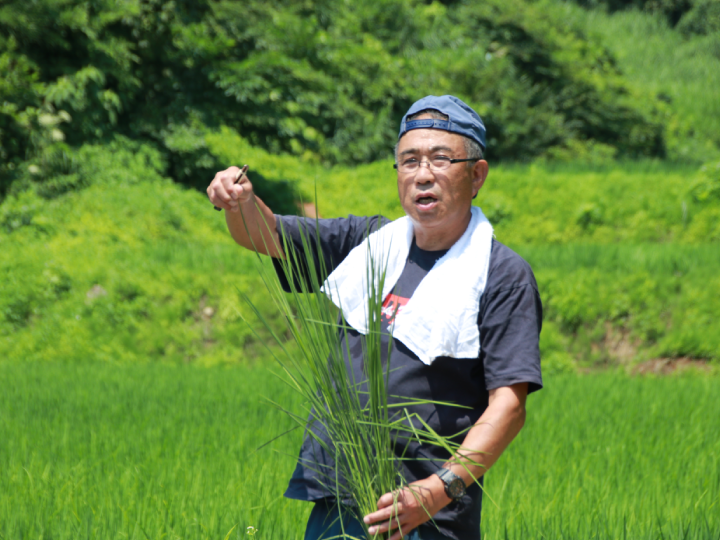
[396,126,488,247]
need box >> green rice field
[1,362,718,539]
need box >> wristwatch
[435,467,466,500]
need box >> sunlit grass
[0,361,310,539]
[483,372,720,539]
[1,160,718,370]
[1,363,717,539]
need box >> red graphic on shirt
[381,293,410,324]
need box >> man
[207,95,543,540]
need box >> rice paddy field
[2,157,719,537]
[3,0,719,536]
[1,361,718,539]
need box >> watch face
[447,477,465,499]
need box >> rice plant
[238,214,479,539]
[2,355,717,539]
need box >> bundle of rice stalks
[242,216,477,539]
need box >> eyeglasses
[393,156,479,173]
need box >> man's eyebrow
[398,145,454,156]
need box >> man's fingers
[365,501,409,537]
[365,482,440,538]
[367,514,406,536]
[229,182,248,202]
[210,182,234,209]
[207,183,228,210]
[225,172,252,204]
[376,491,397,510]
[207,166,252,210]
[366,501,404,524]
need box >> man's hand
[363,475,451,540]
[206,165,284,257]
[363,383,528,539]
[207,166,253,213]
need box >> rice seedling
[1,362,717,539]
[237,214,481,539]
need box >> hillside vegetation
[0,0,694,199]
[2,135,718,370]
[1,0,718,370]
[558,1,720,159]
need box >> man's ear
[472,160,489,199]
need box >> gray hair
[394,109,484,163]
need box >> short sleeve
[272,214,389,292]
[479,241,543,394]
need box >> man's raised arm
[207,166,285,259]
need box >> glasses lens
[398,157,455,173]
[397,159,418,173]
[431,156,452,170]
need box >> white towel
[321,206,494,365]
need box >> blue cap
[398,95,486,151]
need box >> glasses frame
[393,157,480,172]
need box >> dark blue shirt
[273,214,543,540]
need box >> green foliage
[678,0,720,35]
[484,372,720,538]
[0,0,673,202]
[1,363,718,538]
[0,165,287,365]
[557,1,720,161]
[689,159,720,203]
[525,244,720,364]
[486,161,720,244]
[0,136,715,365]
[1,148,719,369]
[567,0,720,31]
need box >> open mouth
[416,195,437,205]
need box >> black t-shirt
[272,214,543,540]
[380,239,448,331]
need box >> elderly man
[207,95,543,540]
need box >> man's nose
[414,161,435,182]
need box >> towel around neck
[322,206,494,365]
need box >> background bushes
[1,0,677,200]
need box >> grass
[483,372,720,539]
[1,362,718,539]
[245,220,406,537]
[248,213,491,538]
[519,243,720,369]
[517,242,720,273]
[0,178,285,365]
[1,150,718,369]
[208,131,720,245]
[0,361,310,539]
[546,0,720,162]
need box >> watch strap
[435,467,466,499]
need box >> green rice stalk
[239,205,484,539]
